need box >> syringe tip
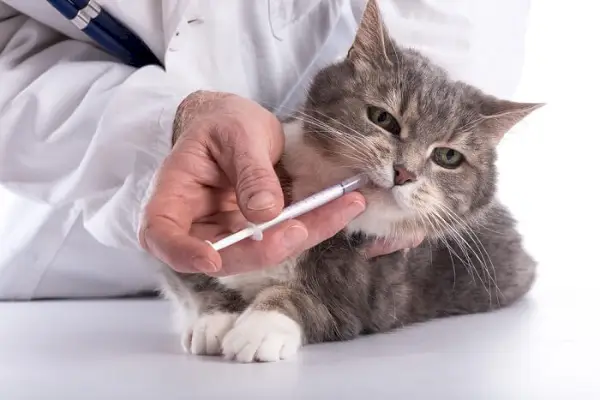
[341,173,369,193]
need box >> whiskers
[414,197,503,307]
[295,109,382,167]
[262,100,384,171]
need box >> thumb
[209,119,285,223]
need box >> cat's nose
[393,164,416,186]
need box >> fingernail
[247,191,276,211]
[282,225,308,249]
[348,200,366,216]
[194,258,219,272]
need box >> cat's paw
[181,312,239,356]
[221,310,302,363]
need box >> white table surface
[1,270,598,400]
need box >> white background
[496,0,600,296]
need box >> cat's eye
[367,106,401,136]
[432,147,464,169]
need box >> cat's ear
[478,96,545,144]
[347,0,393,65]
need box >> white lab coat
[0,0,531,299]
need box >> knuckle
[207,119,250,162]
[211,118,246,147]
[138,218,156,251]
[250,242,285,268]
[236,163,274,197]
[138,216,175,256]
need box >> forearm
[0,5,192,250]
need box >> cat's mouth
[358,169,419,213]
[354,174,392,198]
[361,170,394,190]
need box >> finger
[141,214,222,274]
[364,233,425,259]
[206,192,366,276]
[140,173,220,273]
[208,117,285,224]
[294,192,366,250]
[190,210,250,239]
[147,165,224,221]
[210,219,307,275]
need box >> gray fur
[159,0,541,358]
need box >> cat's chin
[347,189,420,239]
[359,178,416,213]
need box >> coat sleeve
[0,3,192,250]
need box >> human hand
[365,233,425,259]
[139,91,368,276]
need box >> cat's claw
[221,310,302,363]
[182,312,239,356]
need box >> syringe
[207,174,368,251]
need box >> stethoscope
[47,0,162,68]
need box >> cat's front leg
[160,270,248,356]
[221,285,333,363]
[183,310,240,356]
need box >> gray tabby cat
[159,0,543,363]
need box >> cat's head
[295,0,542,239]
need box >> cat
[159,0,543,363]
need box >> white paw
[221,310,302,363]
[181,312,239,355]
